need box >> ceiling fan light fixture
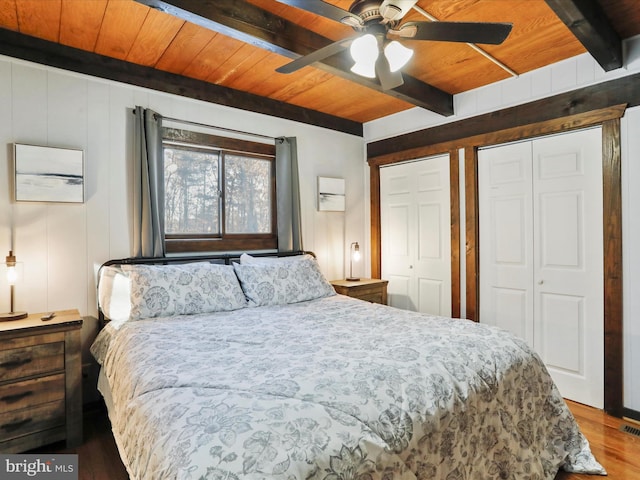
[350,33,379,78]
[384,40,413,72]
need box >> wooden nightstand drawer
[0,400,65,443]
[0,374,65,413]
[0,343,64,382]
[0,310,83,453]
[357,292,384,304]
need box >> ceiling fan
[275,0,513,90]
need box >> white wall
[364,36,640,413]
[0,55,366,365]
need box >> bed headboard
[100,250,313,268]
[97,251,314,325]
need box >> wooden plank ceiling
[0,0,637,135]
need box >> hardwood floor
[555,400,640,479]
[32,400,639,479]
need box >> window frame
[162,127,277,254]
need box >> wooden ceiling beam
[544,0,622,71]
[136,0,454,116]
[0,27,363,136]
[367,71,640,161]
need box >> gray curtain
[275,137,303,252]
[132,106,165,257]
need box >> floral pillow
[122,262,247,320]
[233,255,335,307]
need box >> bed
[91,253,605,480]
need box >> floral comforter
[91,295,605,480]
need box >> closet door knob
[538,280,544,285]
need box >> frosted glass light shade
[1,251,27,321]
[347,241,360,281]
[384,41,413,72]
[6,265,16,285]
[350,34,378,78]
[351,61,377,78]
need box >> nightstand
[0,309,83,453]
[330,279,388,305]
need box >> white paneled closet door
[478,128,604,408]
[380,155,451,316]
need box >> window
[162,128,276,253]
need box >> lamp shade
[6,263,17,285]
[384,40,413,72]
[350,35,413,78]
[350,34,378,78]
[351,61,377,78]
[0,250,28,321]
[347,242,360,281]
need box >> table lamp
[347,241,361,281]
[0,250,28,321]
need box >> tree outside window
[162,128,276,253]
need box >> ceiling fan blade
[276,37,356,74]
[375,54,404,90]
[274,0,363,27]
[392,21,513,45]
[379,0,418,22]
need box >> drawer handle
[1,390,33,404]
[0,357,33,370]
[1,418,32,433]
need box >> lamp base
[346,277,360,282]
[0,311,28,321]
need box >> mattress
[91,294,605,480]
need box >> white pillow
[234,255,335,307]
[122,262,247,320]
[97,266,132,328]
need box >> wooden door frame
[377,155,459,316]
[368,104,625,417]
[370,152,462,317]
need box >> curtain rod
[160,115,275,141]
[132,109,275,141]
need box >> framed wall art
[317,176,345,212]
[14,143,84,203]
